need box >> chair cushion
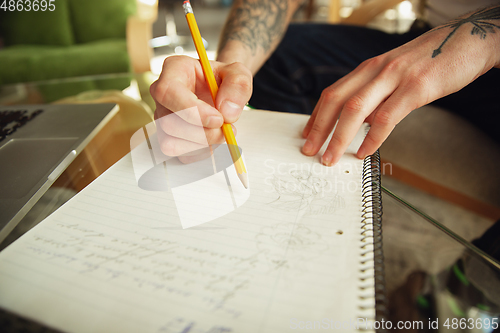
[68,0,137,44]
[0,0,74,46]
[0,39,130,85]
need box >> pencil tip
[238,172,249,189]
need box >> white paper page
[0,110,374,333]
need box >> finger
[301,94,340,156]
[150,56,224,128]
[303,56,386,138]
[302,95,323,139]
[363,101,385,124]
[156,107,226,146]
[322,78,395,166]
[356,86,421,159]
[157,128,208,157]
[214,62,253,124]
[302,69,380,157]
[178,148,213,164]
[152,80,224,129]
[302,70,358,139]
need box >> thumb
[214,62,253,124]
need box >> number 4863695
[443,318,499,330]
[1,0,56,11]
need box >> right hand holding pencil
[150,55,252,164]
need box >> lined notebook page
[0,110,374,333]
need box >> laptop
[0,103,119,243]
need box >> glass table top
[0,72,158,250]
[0,72,158,112]
[381,180,499,332]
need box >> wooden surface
[382,159,500,220]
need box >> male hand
[301,19,500,166]
[150,55,252,163]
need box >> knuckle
[404,72,432,106]
[343,95,365,116]
[382,58,403,73]
[162,54,182,67]
[153,80,172,103]
[204,128,222,145]
[373,110,394,127]
[161,137,180,156]
[160,118,176,135]
[362,56,380,68]
[358,58,371,68]
[361,55,385,70]
[227,73,252,93]
[160,57,177,73]
[228,62,252,77]
[161,57,171,69]
[149,80,157,98]
[407,72,430,91]
[321,88,339,102]
[182,107,201,125]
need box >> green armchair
[0,0,156,101]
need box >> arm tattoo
[432,6,500,58]
[218,0,290,55]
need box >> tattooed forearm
[218,0,292,55]
[432,6,500,58]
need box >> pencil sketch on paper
[158,317,232,333]
[255,221,330,278]
[267,170,345,217]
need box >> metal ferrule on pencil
[183,1,193,14]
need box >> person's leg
[249,23,422,115]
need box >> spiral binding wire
[357,150,387,332]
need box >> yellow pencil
[183,0,249,189]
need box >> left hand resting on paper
[301,14,500,166]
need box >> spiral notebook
[0,109,385,332]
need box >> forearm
[431,5,500,71]
[216,0,304,74]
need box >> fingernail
[302,140,313,155]
[322,151,333,166]
[220,100,242,122]
[206,115,223,128]
[357,147,366,159]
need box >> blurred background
[149,0,418,74]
